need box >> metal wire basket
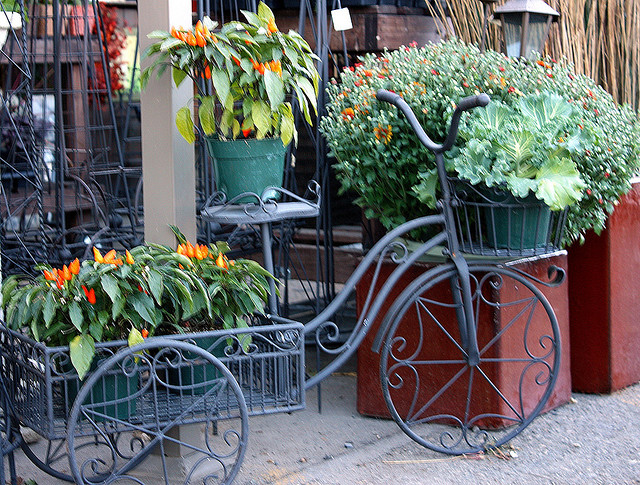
[450,180,568,258]
[0,322,305,440]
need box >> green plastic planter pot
[206,137,287,202]
[484,192,552,250]
[63,361,137,421]
[167,336,226,396]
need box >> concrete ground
[8,374,640,484]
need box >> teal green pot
[168,336,227,396]
[63,361,137,422]
[206,137,287,202]
[483,191,552,250]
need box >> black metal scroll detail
[380,266,560,455]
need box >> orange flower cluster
[374,124,393,144]
[170,20,214,47]
[176,241,209,260]
[93,247,133,266]
[43,258,80,289]
[250,59,282,77]
[341,107,355,120]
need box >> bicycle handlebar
[376,90,490,154]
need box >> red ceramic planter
[356,253,572,421]
[568,179,640,393]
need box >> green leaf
[69,301,83,332]
[257,1,275,23]
[128,328,144,348]
[252,100,271,134]
[148,269,164,305]
[295,76,318,116]
[172,66,188,87]
[176,106,196,144]
[518,92,573,132]
[89,322,103,341]
[199,96,217,136]
[43,291,56,327]
[131,293,157,325]
[279,104,295,146]
[263,69,285,110]
[534,157,585,210]
[101,274,121,303]
[211,69,230,108]
[69,334,95,380]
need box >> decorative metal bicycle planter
[0,92,566,484]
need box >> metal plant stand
[0,92,566,483]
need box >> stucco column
[138,0,196,245]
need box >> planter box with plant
[141,1,319,202]
[2,229,274,381]
[320,39,640,246]
[320,39,639,414]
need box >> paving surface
[8,374,640,484]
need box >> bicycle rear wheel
[379,265,561,454]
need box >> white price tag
[331,8,353,32]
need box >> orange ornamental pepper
[87,288,96,305]
[82,285,90,298]
[62,265,72,281]
[186,242,195,258]
[56,270,65,289]
[125,250,134,265]
[200,245,209,258]
[267,17,278,34]
[141,329,149,338]
[204,64,211,79]
[257,63,265,75]
[186,31,197,46]
[176,243,186,256]
[69,258,80,275]
[195,20,204,34]
[232,56,241,67]
[242,128,252,138]
[93,247,104,263]
[196,30,206,47]
[103,249,117,264]
[215,252,228,270]
[195,245,204,260]
[113,258,123,266]
[43,269,56,281]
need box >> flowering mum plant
[140,1,319,146]
[2,238,275,379]
[320,39,640,244]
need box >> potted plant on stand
[141,1,319,202]
[320,38,639,417]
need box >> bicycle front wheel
[379,265,561,455]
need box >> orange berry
[141,329,149,338]
[43,269,56,281]
[69,258,80,275]
[87,288,96,305]
[125,250,134,265]
[62,265,72,281]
